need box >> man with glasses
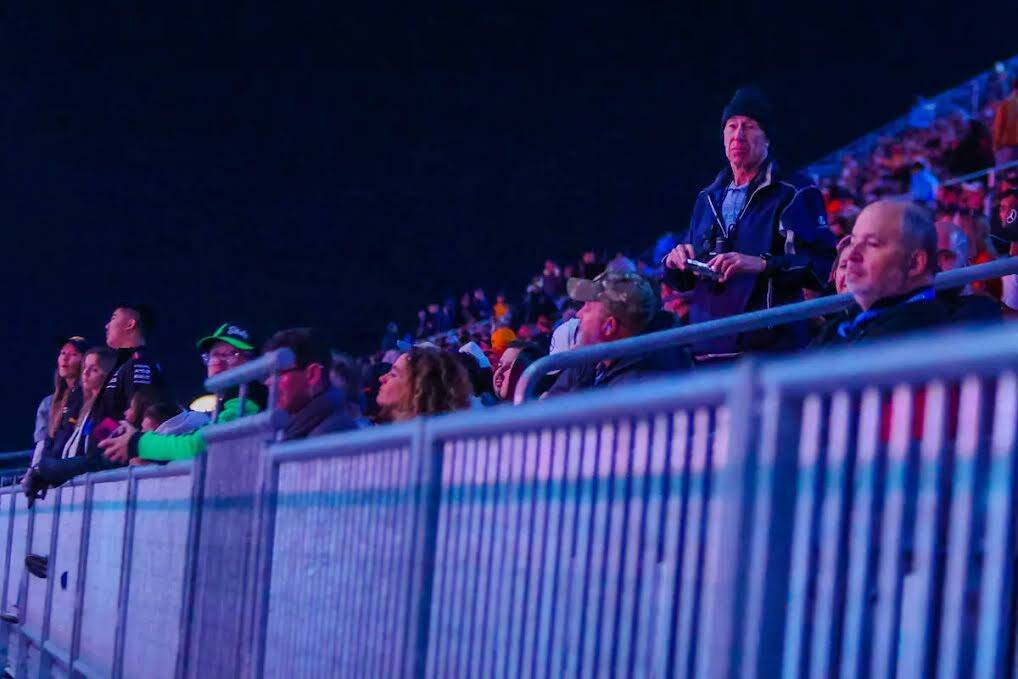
[101,322,266,464]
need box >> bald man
[813,200,952,346]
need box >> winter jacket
[281,387,358,440]
[91,346,166,427]
[544,311,693,397]
[811,287,951,347]
[664,160,836,357]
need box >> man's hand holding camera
[665,244,765,283]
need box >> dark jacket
[811,287,951,347]
[40,385,84,461]
[36,346,166,486]
[545,311,693,397]
[937,288,1002,324]
[281,387,358,441]
[664,160,835,356]
[91,346,166,426]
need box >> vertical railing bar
[573,422,606,678]
[607,416,638,677]
[974,372,1018,679]
[411,420,444,679]
[593,419,626,676]
[935,375,983,676]
[70,475,95,671]
[673,407,711,676]
[176,455,206,679]
[41,485,63,675]
[250,452,281,679]
[389,442,416,679]
[549,424,583,678]
[780,393,824,679]
[17,486,37,670]
[330,449,361,676]
[398,419,427,678]
[838,387,882,678]
[808,391,854,679]
[523,427,555,679]
[579,421,614,676]
[695,361,756,679]
[619,415,653,679]
[895,379,947,679]
[869,383,915,679]
[464,435,492,678]
[426,438,458,676]
[478,433,509,678]
[537,426,568,679]
[1,490,16,618]
[112,468,139,679]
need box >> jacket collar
[705,158,777,197]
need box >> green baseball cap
[196,323,255,352]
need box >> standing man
[663,87,835,360]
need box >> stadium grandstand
[0,53,1016,678]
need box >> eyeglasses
[202,349,248,365]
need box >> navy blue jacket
[665,160,835,356]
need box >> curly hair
[398,347,472,419]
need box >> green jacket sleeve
[135,397,261,462]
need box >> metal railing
[203,347,295,415]
[514,256,1018,402]
[942,158,1018,187]
[2,322,1018,675]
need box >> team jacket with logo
[90,346,166,427]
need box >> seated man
[101,323,266,464]
[544,271,692,396]
[813,200,954,346]
[261,328,357,439]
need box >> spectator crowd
[19,71,1018,507]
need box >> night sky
[1,3,1014,448]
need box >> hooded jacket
[664,159,835,356]
[544,311,693,397]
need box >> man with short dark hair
[262,328,356,439]
[663,87,835,359]
[813,201,956,346]
[544,271,691,396]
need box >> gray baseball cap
[566,271,658,329]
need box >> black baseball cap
[57,336,90,354]
[196,323,255,352]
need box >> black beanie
[721,86,773,138]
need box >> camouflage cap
[566,271,658,330]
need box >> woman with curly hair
[375,347,471,422]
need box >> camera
[684,258,720,281]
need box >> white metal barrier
[1,323,1018,677]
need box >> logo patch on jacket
[133,365,152,384]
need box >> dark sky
[0,3,1015,448]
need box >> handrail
[203,348,295,393]
[942,159,1018,187]
[514,256,1018,402]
